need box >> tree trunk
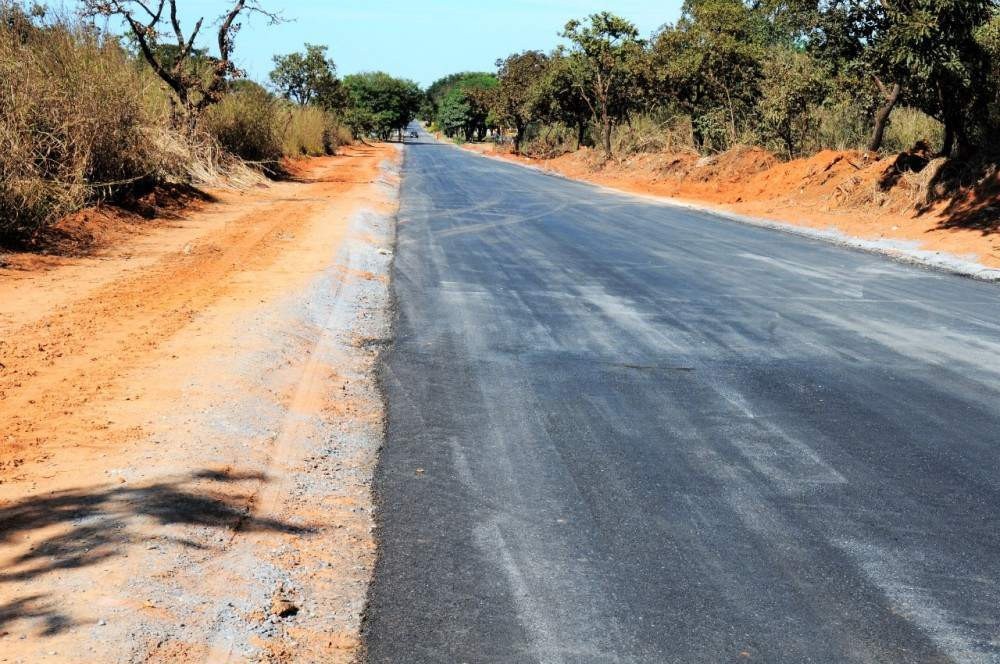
[601,113,612,160]
[941,121,955,158]
[576,121,586,151]
[514,122,524,155]
[868,81,901,152]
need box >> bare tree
[82,0,280,127]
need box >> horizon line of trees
[424,1,1000,162]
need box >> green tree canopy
[561,12,647,159]
[269,43,346,111]
[429,72,497,140]
[343,71,422,141]
[494,51,548,153]
[651,0,769,151]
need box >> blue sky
[81,1,684,87]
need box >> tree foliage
[435,1,1000,160]
[426,72,498,140]
[270,43,346,111]
[494,51,548,153]
[561,12,646,159]
[343,72,422,140]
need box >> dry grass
[884,107,945,154]
[201,85,284,164]
[613,115,697,159]
[0,5,348,247]
[0,7,176,241]
[202,85,353,167]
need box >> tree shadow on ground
[932,180,1000,236]
[881,152,1000,237]
[0,468,310,639]
[0,595,74,637]
[0,467,310,586]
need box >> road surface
[365,129,1000,663]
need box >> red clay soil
[463,142,1000,269]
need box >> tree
[270,43,346,111]
[534,50,593,150]
[975,7,1000,146]
[494,51,548,153]
[82,0,280,126]
[758,49,830,156]
[427,72,497,140]
[561,12,646,159]
[343,72,422,141]
[651,0,768,152]
[436,87,471,138]
[874,0,995,157]
[811,0,997,155]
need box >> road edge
[455,142,1000,283]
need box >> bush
[0,7,177,241]
[612,115,697,157]
[757,50,829,158]
[202,84,352,164]
[883,107,944,154]
[520,123,575,157]
[812,100,872,153]
[323,118,353,153]
[279,104,328,157]
[201,84,284,163]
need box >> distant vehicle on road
[410,131,418,138]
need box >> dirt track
[0,145,400,662]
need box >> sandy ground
[0,144,400,663]
[462,142,1000,271]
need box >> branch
[168,0,184,49]
[873,75,890,100]
[179,17,203,65]
[217,0,247,61]
[119,9,184,98]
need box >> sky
[79,1,684,88]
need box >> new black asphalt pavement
[364,129,1000,663]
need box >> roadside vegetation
[428,1,1000,219]
[0,0,416,249]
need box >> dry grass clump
[201,84,284,164]
[0,5,349,247]
[884,107,945,154]
[0,7,178,242]
[612,115,697,158]
[202,84,353,167]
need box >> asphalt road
[364,129,1000,663]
